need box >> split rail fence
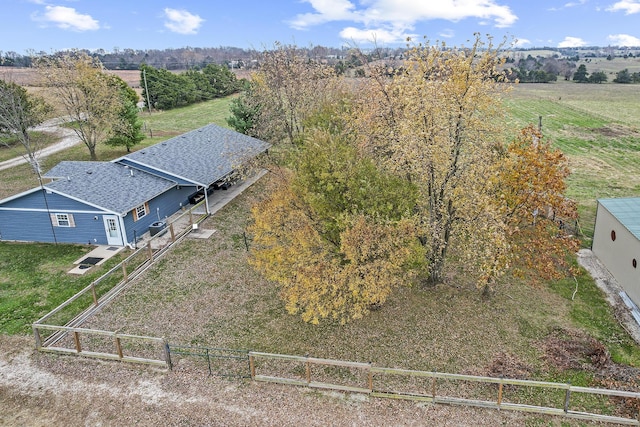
[247,351,640,426]
[32,201,209,366]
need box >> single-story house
[592,197,640,305]
[0,124,269,246]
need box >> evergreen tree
[614,68,632,83]
[572,64,589,82]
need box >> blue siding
[1,189,100,211]
[0,175,195,245]
[0,188,114,244]
[123,186,194,244]
[0,210,112,244]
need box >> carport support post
[204,189,210,214]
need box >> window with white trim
[51,213,75,227]
[133,202,149,221]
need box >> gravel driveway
[0,117,81,171]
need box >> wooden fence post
[305,354,311,385]
[73,331,82,353]
[122,262,128,282]
[33,327,42,349]
[189,209,193,227]
[147,242,153,261]
[169,223,175,242]
[115,336,123,359]
[431,376,437,400]
[368,362,373,392]
[564,382,571,413]
[249,354,256,379]
[91,282,98,306]
[497,377,504,408]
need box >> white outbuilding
[592,197,640,306]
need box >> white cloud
[32,5,100,31]
[608,33,640,46]
[565,0,588,7]
[558,36,588,47]
[290,0,517,44]
[548,0,587,11]
[289,0,356,29]
[514,38,531,47]
[163,8,204,35]
[606,1,640,14]
[340,27,417,44]
[439,29,455,39]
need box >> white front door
[103,215,122,246]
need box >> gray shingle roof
[121,124,270,186]
[599,197,640,240]
[44,161,175,214]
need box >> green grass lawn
[0,131,60,163]
[0,242,126,334]
[505,80,640,240]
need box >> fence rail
[32,201,208,362]
[248,351,640,426]
[33,324,167,367]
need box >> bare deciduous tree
[0,78,52,171]
[34,52,122,160]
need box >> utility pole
[31,158,57,245]
[143,68,152,115]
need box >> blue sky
[2,0,640,54]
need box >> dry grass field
[0,66,141,88]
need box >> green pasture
[505,80,640,240]
[577,57,640,75]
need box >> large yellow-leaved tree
[249,130,424,324]
[351,35,511,286]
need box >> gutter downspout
[118,215,128,247]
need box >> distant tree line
[0,45,408,71]
[505,54,575,83]
[570,65,640,84]
[140,63,244,110]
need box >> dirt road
[0,335,532,426]
[0,118,81,172]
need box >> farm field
[505,80,640,239]
[2,79,640,424]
